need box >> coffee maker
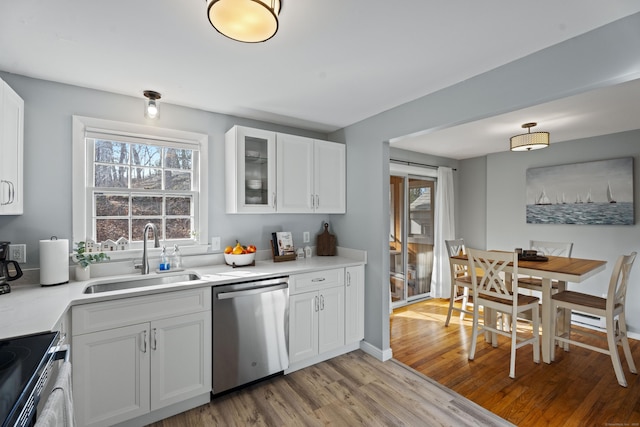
[0,241,23,294]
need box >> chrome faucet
[141,223,160,274]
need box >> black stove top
[0,331,59,427]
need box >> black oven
[0,331,61,427]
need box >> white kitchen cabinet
[0,77,24,215]
[72,288,211,427]
[276,134,346,213]
[225,125,277,213]
[288,269,345,365]
[345,265,365,344]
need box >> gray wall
[329,12,640,356]
[484,130,640,330]
[0,72,335,268]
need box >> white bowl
[224,252,256,266]
[247,179,262,190]
[246,150,260,159]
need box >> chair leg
[469,308,480,361]
[532,306,540,364]
[509,312,518,379]
[460,287,470,321]
[618,312,637,374]
[444,285,457,326]
[606,315,628,387]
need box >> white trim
[72,116,208,247]
[390,162,438,178]
[359,340,393,361]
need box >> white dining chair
[551,252,637,387]
[444,239,474,326]
[518,240,574,292]
[467,248,540,379]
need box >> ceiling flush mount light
[207,0,281,43]
[510,122,549,151]
[143,90,161,119]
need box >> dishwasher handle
[217,282,288,300]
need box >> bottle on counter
[171,244,182,269]
[160,245,170,271]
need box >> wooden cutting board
[316,223,336,256]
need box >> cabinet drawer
[290,268,344,294]
[72,287,211,335]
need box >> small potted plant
[73,241,110,281]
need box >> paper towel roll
[40,238,69,286]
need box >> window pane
[164,170,191,191]
[132,219,163,241]
[95,165,129,188]
[96,219,129,243]
[166,196,191,216]
[131,168,162,189]
[95,140,129,164]
[131,144,161,167]
[132,196,162,216]
[166,218,192,240]
[95,194,129,216]
[164,148,192,169]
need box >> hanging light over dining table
[510,122,550,151]
[207,0,281,43]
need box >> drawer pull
[311,278,326,282]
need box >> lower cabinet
[72,288,211,427]
[288,266,364,371]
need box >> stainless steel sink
[83,273,200,294]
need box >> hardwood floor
[391,298,640,426]
[149,349,512,426]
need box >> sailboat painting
[526,157,634,225]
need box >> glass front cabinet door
[225,125,276,213]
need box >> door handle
[151,328,157,351]
[314,295,319,312]
[141,330,147,353]
[320,294,325,310]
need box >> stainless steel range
[212,276,289,394]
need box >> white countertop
[0,249,366,340]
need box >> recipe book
[272,231,295,256]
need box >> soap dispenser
[171,244,182,270]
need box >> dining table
[450,252,607,363]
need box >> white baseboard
[359,340,393,361]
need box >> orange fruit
[224,246,233,254]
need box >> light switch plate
[9,244,26,263]
[211,237,221,251]
[303,232,310,243]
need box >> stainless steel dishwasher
[212,276,289,394]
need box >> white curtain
[430,167,455,298]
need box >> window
[72,116,208,250]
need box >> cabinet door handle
[272,193,276,209]
[311,277,326,282]
[347,272,351,286]
[314,295,319,312]
[320,294,325,310]
[0,180,10,206]
[141,330,147,353]
[310,194,314,209]
[151,328,157,351]
[315,194,319,209]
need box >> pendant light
[207,0,281,43]
[510,122,549,151]
[143,90,161,119]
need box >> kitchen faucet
[139,223,159,274]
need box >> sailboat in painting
[536,187,552,205]
[586,189,593,203]
[607,182,617,203]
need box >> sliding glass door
[390,173,435,307]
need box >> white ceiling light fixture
[510,122,549,151]
[143,90,161,119]
[207,0,281,43]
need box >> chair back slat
[445,239,467,278]
[608,252,637,311]
[468,249,518,302]
[530,240,573,257]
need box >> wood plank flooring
[149,349,512,426]
[390,298,640,426]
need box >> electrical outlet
[211,236,221,251]
[10,244,26,263]
[303,232,310,243]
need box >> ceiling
[1,1,640,159]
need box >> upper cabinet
[226,126,346,214]
[0,78,24,215]
[225,126,277,213]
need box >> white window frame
[72,116,209,256]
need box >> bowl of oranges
[224,241,257,266]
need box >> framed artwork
[526,157,634,225]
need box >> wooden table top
[451,253,607,281]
